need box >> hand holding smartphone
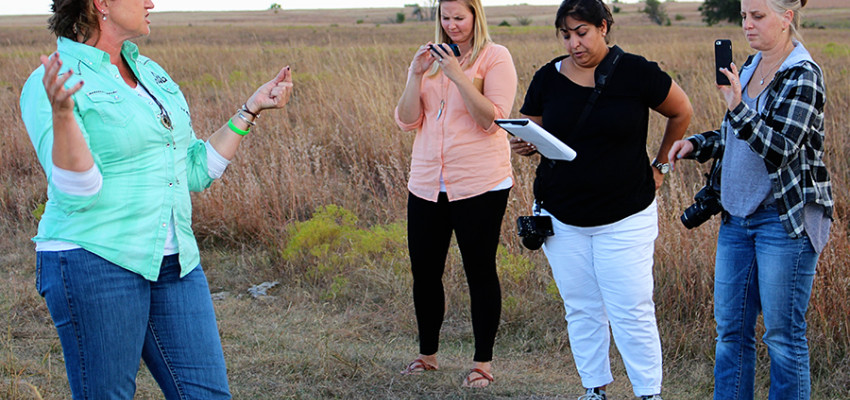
[429,43,461,58]
[714,39,733,85]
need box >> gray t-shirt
[721,89,773,217]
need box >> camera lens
[680,204,706,229]
[680,187,723,229]
[521,234,546,250]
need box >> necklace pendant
[760,78,765,85]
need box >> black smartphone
[446,43,461,57]
[429,43,461,57]
[714,39,733,85]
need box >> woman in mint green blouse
[20,0,293,398]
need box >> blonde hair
[427,0,492,76]
[765,0,806,42]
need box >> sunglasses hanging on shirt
[136,79,173,131]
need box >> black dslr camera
[517,215,554,250]
[681,160,723,229]
[680,185,723,229]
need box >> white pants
[541,200,662,397]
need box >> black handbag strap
[574,45,623,134]
[544,45,624,168]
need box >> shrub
[642,0,669,26]
[515,15,533,26]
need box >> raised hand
[429,43,462,83]
[39,53,93,171]
[40,53,84,114]
[409,42,438,76]
[717,62,742,112]
[244,66,294,114]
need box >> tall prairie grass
[1,16,848,399]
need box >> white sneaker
[578,388,607,400]
[640,395,663,400]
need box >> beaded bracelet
[227,118,250,136]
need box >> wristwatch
[651,158,670,174]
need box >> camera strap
[545,45,624,168]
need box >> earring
[102,15,107,21]
[101,10,107,21]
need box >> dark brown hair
[555,0,614,44]
[48,0,99,41]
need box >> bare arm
[651,81,693,188]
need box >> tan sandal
[400,358,438,375]
[462,368,494,388]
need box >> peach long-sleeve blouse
[395,43,517,202]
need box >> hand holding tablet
[495,119,577,161]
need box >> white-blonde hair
[765,0,806,42]
[427,0,492,76]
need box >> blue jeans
[37,249,230,399]
[713,205,818,400]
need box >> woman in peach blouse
[394,0,517,388]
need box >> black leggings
[407,189,510,362]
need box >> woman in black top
[511,0,692,399]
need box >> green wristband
[227,118,250,136]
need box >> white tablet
[495,119,577,161]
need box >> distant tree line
[699,0,742,26]
[406,0,438,22]
[641,0,739,27]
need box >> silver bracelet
[235,110,256,126]
[240,103,260,119]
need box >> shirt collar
[56,36,140,72]
[740,41,818,88]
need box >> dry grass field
[1,2,849,399]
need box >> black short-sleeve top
[520,48,672,227]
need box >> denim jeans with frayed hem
[713,205,819,400]
[37,249,231,400]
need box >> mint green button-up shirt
[21,37,215,281]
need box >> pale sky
[1,0,565,16]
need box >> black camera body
[681,183,723,229]
[517,215,554,250]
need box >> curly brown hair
[48,0,99,41]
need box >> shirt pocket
[154,78,180,94]
[84,90,132,127]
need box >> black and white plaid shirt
[687,49,833,239]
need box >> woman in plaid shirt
[667,0,832,398]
